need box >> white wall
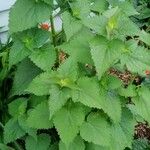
[0,0,16,12]
[0,0,16,43]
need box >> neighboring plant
[0,0,150,149]
[0,39,14,149]
[132,138,150,150]
[132,0,150,31]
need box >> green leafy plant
[0,0,150,149]
[132,0,150,30]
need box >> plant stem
[50,15,59,63]
[50,15,56,47]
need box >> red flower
[40,23,50,31]
[145,70,150,76]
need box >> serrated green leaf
[129,86,150,124]
[118,84,137,98]
[70,0,90,19]
[27,101,53,129]
[118,1,139,16]
[120,41,150,75]
[137,8,150,20]
[104,7,140,40]
[8,98,27,117]
[14,28,50,50]
[116,14,140,39]
[18,115,37,140]
[26,72,59,96]
[53,102,85,145]
[28,95,47,108]
[90,36,124,79]
[72,77,102,109]
[80,112,111,146]
[82,15,107,36]
[78,62,95,77]
[29,43,56,71]
[103,7,119,18]
[139,30,150,46]
[49,86,70,119]
[109,108,136,150]
[9,40,31,67]
[132,138,149,150]
[4,118,26,144]
[25,134,50,150]
[10,59,41,96]
[110,124,129,150]
[9,0,52,33]
[99,87,122,123]
[99,75,122,122]
[107,75,122,90]
[9,28,49,67]
[119,109,136,148]
[101,75,122,90]
[62,12,82,41]
[58,58,79,82]
[91,0,109,13]
[86,143,109,150]
[32,29,50,47]
[59,136,85,150]
[59,28,94,64]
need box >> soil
[135,123,150,141]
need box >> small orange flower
[145,70,150,76]
[40,23,50,31]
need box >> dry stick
[0,123,22,150]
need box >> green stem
[50,15,59,63]
[50,15,56,47]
